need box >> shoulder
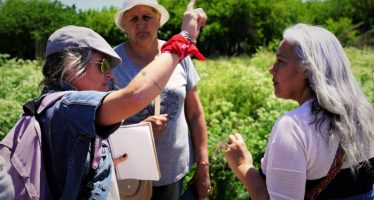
[59,91,109,106]
[274,100,314,131]
[270,100,315,146]
[44,91,113,138]
[42,90,109,120]
[42,91,110,118]
[180,56,194,68]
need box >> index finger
[226,134,236,145]
[186,0,196,11]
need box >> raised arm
[96,8,207,126]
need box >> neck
[125,39,161,68]
[297,86,313,106]
[127,39,159,57]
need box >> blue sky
[59,0,123,10]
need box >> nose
[268,65,275,75]
[105,69,113,79]
[136,19,147,29]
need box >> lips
[272,79,278,86]
[136,31,150,36]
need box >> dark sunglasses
[89,58,111,73]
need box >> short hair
[283,23,374,166]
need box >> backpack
[0,92,66,200]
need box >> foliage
[77,7,126,47]
[1,0,374,197]
[345,47,374,101]
[0,56,42,136]
[324,0,374,33]
[1,0,373,59]
[0,47,373,198]
[0,0,79,59]
[323,17,360,46]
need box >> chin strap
[161,33,205,62]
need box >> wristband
[179,31,196,44]
[161,33,205,62]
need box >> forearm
[190,114,209,163]
[97,53,179,125]
[225,133,269,200]
[185,90,208,163]
[234,164,269,200]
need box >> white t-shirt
[261,99,341,199]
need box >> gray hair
[283,23,374,166]
[39,48,92,89]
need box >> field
[0,47,373,199]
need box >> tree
[78,7,126,47]
[0,0,79,59]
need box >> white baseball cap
[114,0,170,31]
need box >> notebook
[108,122,160,180]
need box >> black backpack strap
[23,100,37,116]
[22,91,67,116]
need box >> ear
[302,69,309,80]
[156,13,161,27]
[121,13,128,30]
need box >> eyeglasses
[89,58,111,73]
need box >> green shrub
[0,55,42,137]
[323,17,360,46]
[0,47,373,199]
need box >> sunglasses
[89,58,111,73]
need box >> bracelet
[198,161,209,167]
[179,31,196,44]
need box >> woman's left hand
[181,0,207,41]
[192,164,211,199]
[143,114,168,138]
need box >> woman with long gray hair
[225,23,374,199]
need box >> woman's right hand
[181,0,207,41]
[225,134,269,199]
[143,114,168,138]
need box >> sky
[58,0,123,10]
